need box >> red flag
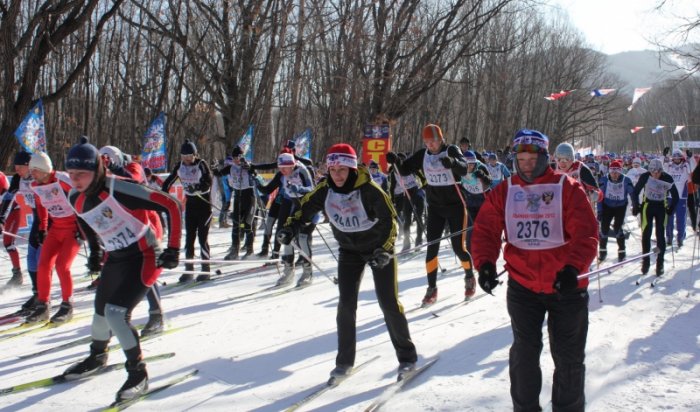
[630,127,644,134]
[544,89,576,101]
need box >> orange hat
[422,124,443,141]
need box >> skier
[472,129,598,412]
[162,139,212,282]
[484,152,511,188]
[460,151,492,257]
[553,143,601,214]
[388,153,425,252]
[597,160,635,262]
[632,158,679,276]
[61,137,182,402]
[368,160,389,192]
[212,146,258,260]
[0,151,42,312]
[256,152,315,287]
[663,149,692,248]
[278,143,418,379]
[387,124,474,306]
[25,152,81,324]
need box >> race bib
[78,194,148,251]
[644,177,673,202]
[505,176,565,250]
[605,180,625,201]
[423,152,455,186]
[32,182,73,218]
[325,190,377,233]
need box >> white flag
[673,125,685,134]
[627,87,651,111]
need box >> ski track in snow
[0,219,698,411]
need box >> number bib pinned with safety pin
[32,181,74,218]
[505,175,565,250]
[423,152,455,186]
[78,180,149,251]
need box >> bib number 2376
[516,220,550,239]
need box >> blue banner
[14,99,46,153]
[293,128,312,160]
[237,125,254,162]
[141,112,168,171]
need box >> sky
[548,0,699,54]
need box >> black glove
[186,184,200,194]
[385,151,399,164]
[0,222,4,234]
[157,247,179,269]
[665,206,674,216]
[86,252,102,272]
[631,205,640,216]
[478,262,499,295]
[231,146,243,157]
[276,226,297,245]
[37,229,47,245]
[553,265,580,293]
[686,149,693,158]
[663,146,670,156]
[368,248,392,269]
[440,156,455,168]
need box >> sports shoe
[141,313,164,337]
[50,301,73,324]
[63,352,108,380]
[641,259,650,275]
[421,287,438,307]
[7,268,22,286]
[397,362,416,381]
[178,274,194,283]
[224,250,239,261]
[276,263,295,287]
[115,360,148,402]
[196,273,211,281]
[598,250,607,262]
[296,263,313,287]
[25,302,50,324]
[618,250,626,263]
[329,364,352,378]
[464,276,476,299]
[656,261,664,277]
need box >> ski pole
[180,258,279,265]
[1,231,28,241]
[577,247,660,280]
[290,239,338,284]
[393,226,472,258]
[314,226,339,263]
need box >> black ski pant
[425,204,472,288]
[507,279,588,412]
[394,188,425,245]
[231,188,257,250]
[184,195,212,272]
[335,249,417,367]
[687,191,698,231]
[641,201,666,268]
[599,203,627,253]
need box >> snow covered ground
[0,214,698,411]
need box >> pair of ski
[635,273,663,288]
[162,262,279,293]
[227,280,315,304]
[0,313,89,342]
[285,356,439,412]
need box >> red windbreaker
[472,167,598,294]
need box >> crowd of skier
[0,125,698,410]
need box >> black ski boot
[598,249,607,262]
[19,294,38,316]
[7,268,22,286]
[141,313,164,337]
[397,362,416,381]
[50,301,73,324]
[256,235,270,257]
[618,249,626,262]
[656,260,664,277]
[179,263,194,283]
[25,301,50,324]
[641,258,650,275]
[63,346,108,380]
[115,360,148,402]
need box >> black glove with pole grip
[553,265,580,293]
[277,222,301,246]
[157,247,180,269]
[477,262,499,294]
[440,156,455,168]
[368,248,392,269]
[385,151,400,165]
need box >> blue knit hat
[464,150,477,163]
[13,151,31,166]
[65,136,99,171]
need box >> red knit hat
[422,124,444,141]
[326,143,357,169]
[609,160,623,172]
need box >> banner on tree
[14,99,46,153]
[293,128,312,160]
[140,112,168,171]
[673,141,700,150]
[361,124,391,172]
[237,125,255,162]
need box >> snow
[0,215,699,411]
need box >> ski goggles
[513,143,547,154]
[608,167,623,174]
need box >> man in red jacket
[472,129,598,412]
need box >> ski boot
[656,260,664,277]
[397,362,416,381]
[141,313,164,337]
[598,249,607,262]
[63,350,108,380]
[6,268,22,286]
[19,294,38,317]
[224,248,239,261]
[256,235,270,257]
[641,258,650,275]
[115,360,148,402]
[276,262,295,287]
[296,262,313,287]
[242,242,255,260]
[328,364,352,384]
[421,287,438,307]
[618,249,626,263]
[25,301,50,324]
[196,263,210,281]
[50,301,73,324]
[464,272,476,299]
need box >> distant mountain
[605,45,699,91]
